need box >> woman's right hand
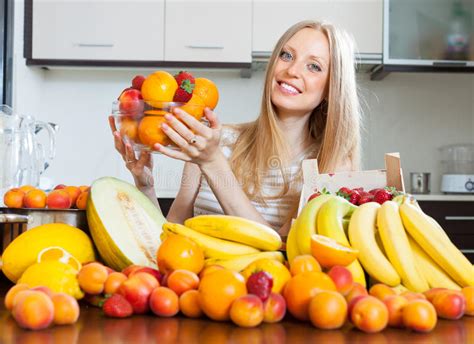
[108,115,154,189]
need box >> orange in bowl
[193,78,219,110]
[310,234,359,268]
[137,113,172,148]
[141,71,178,103]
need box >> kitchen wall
[11,1,474,196]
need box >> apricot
[122,264,142,277]
[75,191,89,210]
[46,189,71,209]
[166,269,199,296]
[432,290,466,320]
[230,294,264,328]
[345,282,369,303]
[130,271,159,291]
[4,283,29,311]
[263,292,286,323]
[308,291,347,330]
[289,254,321,276]
[328,265,354,295]
[383,295,408,327]
[347,294,369,318]
[11,290,54,330]
[51,293,80,325]
[462,286,474,316]
[78,262,109,294]
[18,185,35,193]
[351,296,389,333]
[424,288,449,302]
[179,289,203,318]
[369,283,396,301]
[119,117,139,141]
[104,272,128,295]
[30,286,54,297]
[401,291,427,302]
[3,188,25,208]
[23,189,47,208]
[402,300,437,332]
[63,186,81,207]
[118,274,155,314]
[149,287,179,317]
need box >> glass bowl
[111,100,206,152]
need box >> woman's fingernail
[161,123,169,129]
[164,113,173,121]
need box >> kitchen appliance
[410,172,431,194]
[0,105,57,200]
[440,144,474,194]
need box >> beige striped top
[193,125,303,231]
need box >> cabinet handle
[76,43,114,48]
[461,249,474,253]
[185,45,224,50]
[445,216,474,221]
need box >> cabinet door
[252,0,382,56]
[32,0,164,61]
[164,0,252,63]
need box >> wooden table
[1,276,473,344]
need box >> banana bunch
[204,251,285,272]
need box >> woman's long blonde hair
[229,20,361,203]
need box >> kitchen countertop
[412,194,474,201]
[1,276,473,343]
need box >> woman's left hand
[155,107,222,165]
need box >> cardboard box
[297,153,405,216]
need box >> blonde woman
[110,20,361,235]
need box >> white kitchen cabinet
[31,0,165,61]
[164,0,252,63]
[252,0,382,58]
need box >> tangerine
[157,234,204,274]
[141,71,178,103]
[310,234,359,268]
[138,114,171,148]
[283,271,336,321]
[198,269,246,321]
[193,78,219,110]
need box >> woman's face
[271,28,330,118]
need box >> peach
[383,295,408,327]
[11,290,54,330]
[4,283,29,311]
[328,265,353,295]
[54,184,67,190]
[131,271,160,291]
[118,274,155,314]
[230,294,264,328]
[51,293,80,325]
[369,283,396,301]
[46,189,72,209]
[347,294,369,318]
[308,291,347,330]
[63,186,81,207]
[351,296,389,333]
[166,269,199,296]
[78,262,109,294]
[129,266,162,284]
[122,264,142,276]
[179,289,203,318]
[30,286,54,297]
[432,290,466,320]
[401,291,427,302]
[149,286,179,317]
[462,286,474,316]
[345,282,369,303]
[23,189,47,208]
[118,88,143,115]
[263,292,286,323]
[402,300,437,332]
[424,288,449,302]
[104,272,128,295]
[3,188,25,208]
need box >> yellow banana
[285,221,300,265]
[317,197,366,287]
[377,201,429,292]
[162,222,260,259]
[204,251,285,272]
[408,236,461,290]
[348,202,401,286]
[294,194,335,254]
[400,202,474,287]
[184,215,282,251]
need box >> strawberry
[173,71,195,102]
[337,187,352,195]
[369,188,383,195]
[358,194,374,205]
[246,271,273,302]
[308,192,321,202]
[373,189,393,204]
[102,294,133,318]
[131,75,146,90]
[348,190,361,205]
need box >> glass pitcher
[0,105,56,198]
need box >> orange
[157,234,204,274]
[283,271,337,321]
[241,258,291,294]
[138,114,172,148]
[308,291,347,329]
[198,269,246,321]
[310,234,359,268]
[289,254,321,276]
[179,94,206,120]
[193,78,219,110]
[141,71,178,103]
